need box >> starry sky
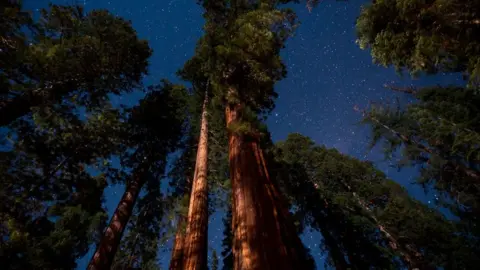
[24,0,464,269]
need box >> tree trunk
[182,92,209,270]
[225,91,307,270]
[87,165,148,270]
[170,215,187,270]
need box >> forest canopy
[1,0,479,269]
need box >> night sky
[24,0,464,269]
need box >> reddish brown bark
[87,166,147,270]
[225,97,306,270]
[182,92,209,270]
[169,215,187,270]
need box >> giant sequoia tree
[175,58,212,270]
[183,1,315,268]
[274,133,480,269]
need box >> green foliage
[356,0,480,86]
[122,80,189,171]
[176,38,231,208]
[0,3,152,126]
[185,0,298,132]
[210,249,219,270]
[0,4,184,268]
[0,90,131,268]
[220,207,233,270]
[363,86,480,238]
[108,80,189,268]
[274,133,480,269]
[0,111,117,268]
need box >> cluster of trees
[1,0,479,270]
[273,133,480,269]
[356,0,480,261]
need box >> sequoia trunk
[170,215,187,270]
[182,92,209,270]
[225,96,307,270]
[87,165,147,270]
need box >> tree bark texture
[225,95,307,270]
[182,92,209,270]
[170,215,187,270]
[87,165,147,270]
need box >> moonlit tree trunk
[87,165,148,270]
[182,92,209,270]
[225,89,307,270]
[170,215,187,270]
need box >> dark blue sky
[24,0,464,269]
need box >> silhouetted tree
[356,0,480,86]
[275,133,480,269]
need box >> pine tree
[0,105,127,268]
[88,81,188,270]
[275,133,480,269]
[356,0,480,86]
[0,72,134,270]
[359,85,480,240]
[0,4,151,126]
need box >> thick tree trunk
[225,94,306,270]
[87,165,147,270]
[182,92,209,270]
[170,215,187,270]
